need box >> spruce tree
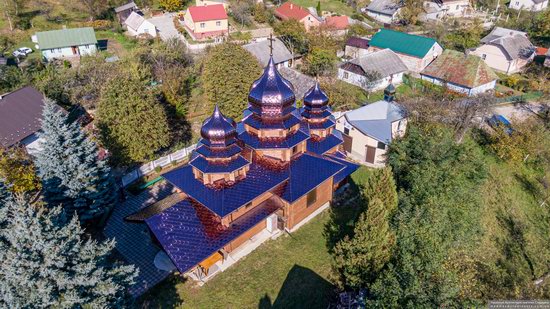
[363,167,398,213]
[36,100,117,221]
[0,198,137,308]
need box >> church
[130,55,359,281]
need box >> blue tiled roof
[195,143,242,158]
[189,155,250,174]
[325,152,360,184]
[280,153,345,203]
[146,198,281,273]
[162,164,288,217]
[307,131,343,155]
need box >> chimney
[290,3,293,9]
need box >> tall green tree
[36,100,117,221]
[0,197,137,307]
[98,74,171,164]
[0,146,41,194]
[274,20,309,55]
[202,43,262,120]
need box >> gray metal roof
[279,67,316,100]
[36,27,97,49]
[366,0,402,16]
[115,1,137,13]
[124,11,146,30]
[344,99,405,142]
[345,48,408,78]
[481,27,534,60]
[244,38,294,66]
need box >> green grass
[290,0,356,16]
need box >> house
[274,2,322,31]
[114,2,139,24]
[338,49,408,91]
[124,12,157,38]
[124,56,359,283]
[244,37,295,68]
[420,49,499,96]
[324,15,350,36]
[0,86,47,154]
[469,27,535,75]
[344,36,370,58]
[509,0,548,11]
[196,0,228,8]
[183,4,229,41]
[368,29,443,73]
[421,0,472,20]
[33,27,97,61]
[279,66,316,99]
[335,85,407,166]
[365,0,402,24]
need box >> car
[487,114,513,135]
[12,47,33,58]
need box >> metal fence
[121,144,197,187]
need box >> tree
[0,35,14,54]
[78,0,109,20]
[36,101,117,221]
[98,74,171,164]
[320,77,365,111]
[0,0,26,31]
[529,10,550,46]
[316,1,321,16]
[0,147,41,194]
[451,94,494,143]
[231,0,254,27]
[398,0,424,25]
[0,65,28,94]
[202,43,262,120]
[0,198,137,307]
[304,47,337,76]
[274,20,309,55]
[253,3,270,24]
[360,70,383,92]
[159,0,184,11]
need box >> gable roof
[36,27,97,49]
[124,11,147,30]
[346,36,369,49]
[345,100,406,142]
[366,0,402,16]
[341,48,408,78]
[274,2,312,21]
[279,67,316,99]
[480,27,534,60]
[244,38,294,66]
[115,1,137,13]
[187,4,227,22]
[325,15,349,30]
[369,28,438,58]
[0,86,45,147]
[421,49,498,88]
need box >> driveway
[148,13,184,41]
[492,102,545,121]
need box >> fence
[121,144,197,187]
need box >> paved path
[148,13,184,41]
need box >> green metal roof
[36,27,97,50]
[369,29,438,58]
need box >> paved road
[148,13,184,41]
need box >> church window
[307,189,317,207]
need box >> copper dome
[248,57,296,118]
[200,105,237,147]
[303,82,329,111]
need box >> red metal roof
[188,4,227,22]
[325,15,349,30]
[536,47,548,56]
[274,2,311,21]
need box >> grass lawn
[290,0,356,16]
[139,167,370,308]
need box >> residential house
[509,0,548,11]
[124,12,157,38]
[420,49,499,96]
[121,57,358,284]
[421,0,472,20]
[244,37,296,68]
[0,86,47,154]
[115,1,139,24]
[469,27,535,74]
[196,0,228,9]
[279,66,316,99]
[338,48,408,91]
[274,2,322,31]
[335,85,407,166]
[365,0,402,24]
[183,4,229,41]
[368,29,443,73]
[33,27,97,61]
[344,36,370,58]
[324,15,350,36]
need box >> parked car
[487,114,513,135]
[12,47,33,58]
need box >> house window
[200,22,205,28]
[343,71,349,79]
[292,145,298,154]
[516,1,519,4]
[481,54,487,60]
[57,48,62,53]
[377,142,386,149]
[306,189,317,207]
[216,21,221,26]
[344,127,350,135]
[456,4,459,9]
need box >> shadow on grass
[136,274,184,308]
[258,264,335,309]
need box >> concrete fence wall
[121,144,197,187]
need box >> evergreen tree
[0,198,137,307]
[363,167,398,213]
[36,100,117,221]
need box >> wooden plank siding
[285,177,334,230]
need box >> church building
[129,56,358,281]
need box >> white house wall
[337,68,403,91]
[469,44,530,74]
[41,44,97,60]
[366,11,396,24]
[420,75,496,96]
[369,43,442,73]
[509,0,548,10]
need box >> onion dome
[248,56,296,118]
[200,105,238,147]
[383,83,396,102]
[302,82,332,120]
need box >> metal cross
[268,33,275,56]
